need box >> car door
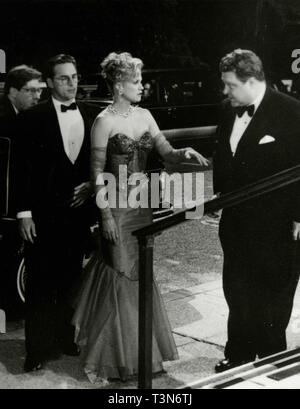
[0,137,25,318]
[0,137,10,217]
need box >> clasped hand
[293,221,300,241]
[70,182,92,208]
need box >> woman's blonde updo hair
[101,52,143,91]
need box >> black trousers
[220,209,300,362]
[24,211,90,359]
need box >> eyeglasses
[53,74,81,85]
[21,87,44,95]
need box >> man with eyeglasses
[0,65,43,221]
[0,65,43,323]
[15,54,100,373]
[0,64,43,138]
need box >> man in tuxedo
[0,65,43,217]
[16,54,100,372]
[0,65,42,136]
[214,49,300,372]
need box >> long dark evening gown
[72,132,178,382]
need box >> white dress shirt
[230,84,266,156]
[17,97,85,219]
[52,96,84,163]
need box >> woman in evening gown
[72,52,209,384]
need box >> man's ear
[46,77,54,89]
[9,86,19,98]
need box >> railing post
[132,163,300,388]
[138,234,154,389]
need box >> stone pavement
[164,277,300,388]
[0,278,299,389]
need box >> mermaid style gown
[72,132,178,382]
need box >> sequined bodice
[106,132,154,177]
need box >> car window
[78,74,110,100]
[79,68,222,106]
[141,68,221,106]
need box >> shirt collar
[52,96,76,111]
[7,96,19,114]
[11,103,19,115]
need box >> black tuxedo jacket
[0,96,17,139]
[214,87,300,228]
[15,98,100,222]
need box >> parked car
[0,137,25,319]
[79,66,221,156]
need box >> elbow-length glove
[154,132,186,163]
[90,146,114,221]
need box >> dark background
[1,0,300,80]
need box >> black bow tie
[234,104,255,118]
[61,102,77,112]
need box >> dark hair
[4,65,42,95]
[220,49,265,82]
[44,54,77,79]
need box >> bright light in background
[0,49,6,73]
[0,310,6,334]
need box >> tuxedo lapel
[224,108,236,143]
[4,97,17,120]
[76,101,93,160]
[77,102,93,140]
[219,102,236,158]
[43,99,67,158]
[234,88,272,158]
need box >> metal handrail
[134,163,300,389]
[163,125,217,142]
[134,164,300,239]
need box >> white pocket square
[259,135,276,145]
